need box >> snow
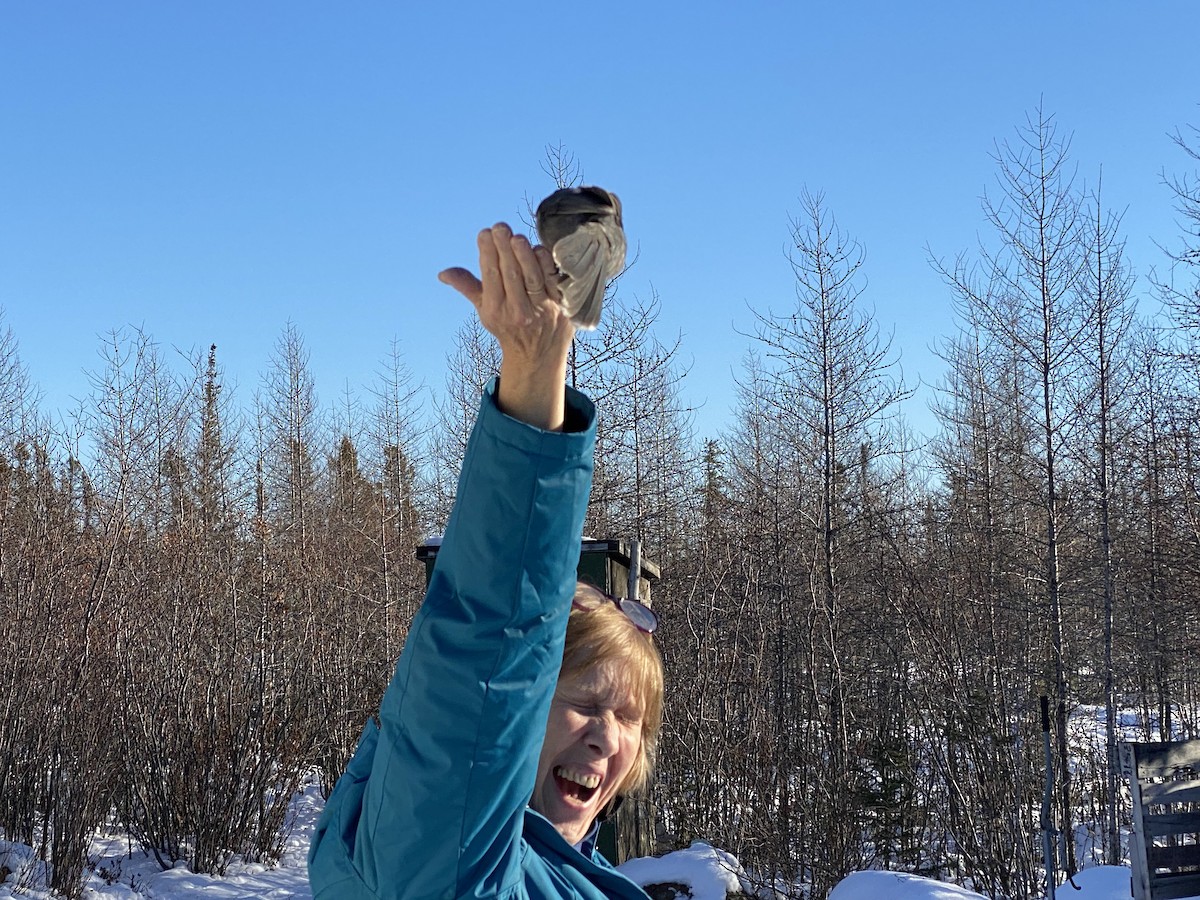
[619,842,751,900]
[828,871,989,899]
[0,781,324,900]
[824,867,1133,900]
[1062,866,1135,900]
[0,783,1137,900]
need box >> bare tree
[430,315,502,525]
[261,323,322,543]
[1154,119,1200,347]
[369,338,429,656]
[934,105,1091,875]
[569,290,694,560]
[662,191,912,898]
[1071,178,1138,864]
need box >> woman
[307,221,664,900]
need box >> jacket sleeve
[308,378,596,900]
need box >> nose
[584,711,620,757]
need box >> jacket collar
[574,818,603,857]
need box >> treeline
[652,109,1200,900]
[0,113,1197,899]
[0,328,430,896]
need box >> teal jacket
[307,380,650,900]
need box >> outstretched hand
[439,222,576,431]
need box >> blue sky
[1,2,1197,445]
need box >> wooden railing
[1120,740,1200,900]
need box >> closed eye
[569,701,639,724]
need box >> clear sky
[2,2,1197,445]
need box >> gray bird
[535,186,626,331]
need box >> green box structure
[414,537,660,865]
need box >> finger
[512,234,549,301]
[533,245,563,301]
[492,223,536,321]
[438,267,483,305]
[476,226,503,311]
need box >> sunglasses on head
[572,583,659,635]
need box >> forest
[1,108,1198,900]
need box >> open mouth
[554,766,601,804]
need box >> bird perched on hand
[535,186,625,330]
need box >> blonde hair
[559,582,664,800]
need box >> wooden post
[1120,739,1200,900]
[1120,742,1153,900]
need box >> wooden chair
[1119,740,1200,900]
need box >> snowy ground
[0,781,327,900]
[0,784,1134,900]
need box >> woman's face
[531,660,644,846]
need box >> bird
[535,186,626,330]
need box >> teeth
[556,766,601,790]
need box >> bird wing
[553,228,608,330]
[552,229,602,281]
